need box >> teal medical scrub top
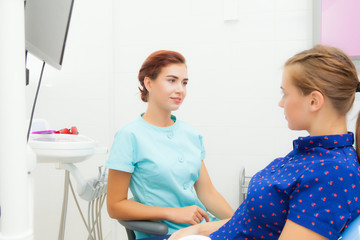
[106,115,210,239]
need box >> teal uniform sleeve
[106,129,135,173]
[199,135,206,160]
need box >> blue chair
[338,214,360,239]
[118,219,168,240]
[117,198,168,240]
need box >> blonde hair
[285,45,360,161]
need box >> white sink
[29,134,96,163]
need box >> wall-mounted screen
[313,0,360,58]
[25,0,74,70]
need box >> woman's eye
[183,81,188,86]
[168,79,175,83]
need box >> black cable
[25,50,29,86]
[27,61,46,142]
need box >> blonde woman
[169,45,360,240]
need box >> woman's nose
[175,82,185,93]
[278,98,284,108]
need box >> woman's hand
[167,205,210,225]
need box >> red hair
[138,50,186,102]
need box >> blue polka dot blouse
[210,133,360,240]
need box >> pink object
[32,126,79,135]
[32,130,56,134]
[321,0,360,57]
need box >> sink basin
[29,134,96,163]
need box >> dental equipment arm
[58,162,107,202]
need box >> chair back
[124,227,136,240]
[338,214,360,239]
[118,219,168,240]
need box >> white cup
[178,235,211,240]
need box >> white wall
[26,0,334,239]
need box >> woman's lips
[170,97,182,103]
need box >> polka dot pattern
[210,133,360,240]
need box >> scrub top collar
[292,132,354,153]
[139,113,178,131]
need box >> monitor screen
[313,0,360,58]
[25,0,74,70]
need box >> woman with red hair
[106,50,234,239]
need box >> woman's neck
[308,112,348,136]
[142,105,174,127]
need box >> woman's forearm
[198,219,229,236]
[107,198,171,220]
[108,199,213,226]
[194,162,235,219]
[197,186,234,219]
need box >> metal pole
[0,0,32,239]
[58,170,70,240]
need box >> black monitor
[25,0,74,70]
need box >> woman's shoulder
[176,119,201,134]
[302,154,360,183]
[314,146,359,168]
[114,117,145,136]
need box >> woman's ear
[309,90,324,112]
[144,77,152,93]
